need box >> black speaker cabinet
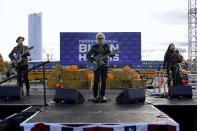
[170,85,192,98]
[0,86,21,99]
[116,88,145,104]
[54,88,85,104]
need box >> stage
[2,83,197,130]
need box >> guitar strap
[99,44,105,55]
[16,45,23,55]
[22,46,25,55]
[16,46,24,65]
[16,46,21,59]
[96,45,105,58]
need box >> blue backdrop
[60,32,141,65]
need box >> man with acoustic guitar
[87,33,115,101]
[9,36,31,96]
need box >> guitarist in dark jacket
[163,43,183,96]
[9,36,31,96]
[87,33,115,101]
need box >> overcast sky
[0,0,188,61]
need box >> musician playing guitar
[9,36,31,96]
[87,33,115,101]
[163,43,183,96]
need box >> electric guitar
[87,48,121,71]
[12,46,34,69]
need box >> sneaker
[101,96,106,100]
[91,96,97,101]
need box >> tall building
[28,13,42,61]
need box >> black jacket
[87,44,114,65]
[163,51,181,70]
[9,45,30,66]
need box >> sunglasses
[97,37,104,40]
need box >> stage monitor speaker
[0,86,21,99]
[54,88,85,104]
[116,88,145,104]
[170,85,192,98]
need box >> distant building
[28,13,42,61]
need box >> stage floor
[24,102,176,124]
[0,83,197,106]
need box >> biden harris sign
[60,32,141,65]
